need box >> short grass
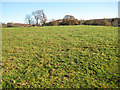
[2,25,119,88]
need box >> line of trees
[82,19,111,26]
[79,18,120,27]
[25,10,120,27]
[45,15,120,27]
[25,10,47,26]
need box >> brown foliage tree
[60,15,78,25]
[32,10,47,26]
[102,19,111,26]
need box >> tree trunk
[36,19,38,26]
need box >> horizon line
[1,17,119,24]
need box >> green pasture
[2,25,119,88]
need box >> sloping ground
[2,25,119,88]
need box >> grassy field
[2,25,119,88]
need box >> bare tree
[30,18,36,25]
[32,10,40,26]
[32,10,47,26]
[41,10,47,26]
[25,15,32,25]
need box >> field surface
[2,25,119,88]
